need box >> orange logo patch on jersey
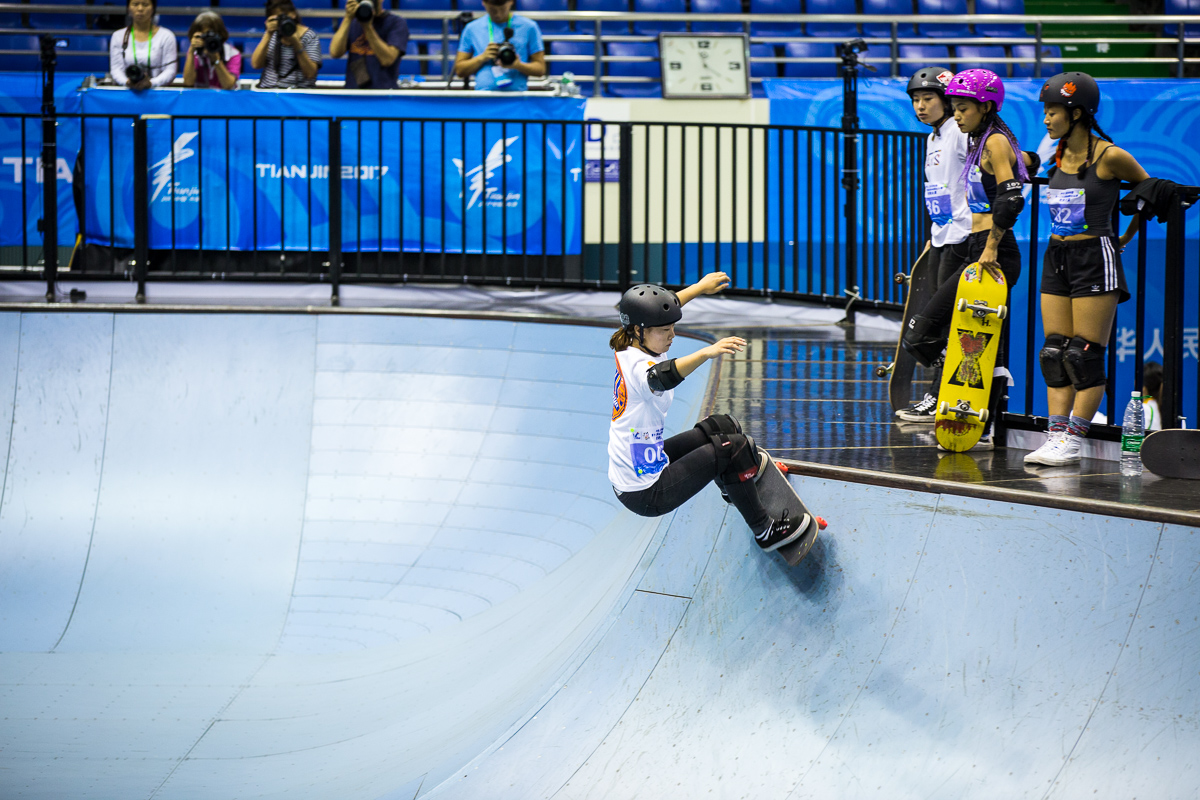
[612,358,628,421]
[1060,81,1077,98]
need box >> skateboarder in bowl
[608,276,810,552]
[895,66,973,423]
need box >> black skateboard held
[883,248,936,412]
[755,458,825,566]
[1140,429,1200,480]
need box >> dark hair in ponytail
[610,327,636,352]
[1053,108,1115,174]
[960,100,1029,186]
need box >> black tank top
[1046,146,1121,238]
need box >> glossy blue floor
[0,296,1196,798]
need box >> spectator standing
[455,0,546,91]
[108,0,178,88]
[182,11,241,89]
[1142,361,1163,432]
[253,0,322,88]
[330,0,409,89]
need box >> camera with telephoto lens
[201,30,222,54]
[125,62,145,83]
[496,27,516,66]
[354,0,374,22]
[278,16,297,37]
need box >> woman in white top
[109,0,177,89]
[608,275,809,552]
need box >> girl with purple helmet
[901,68,1037,449]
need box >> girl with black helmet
[1024,71,1148,467]
[895,66,973,423]
[901,69,1036,449]
[609,274,810,552]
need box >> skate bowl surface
[1,309,1197,799]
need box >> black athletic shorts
[1041,236,1130,303]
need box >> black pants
[925,238,972,391]
[615,427,770,532]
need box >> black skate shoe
[754,508,811,552]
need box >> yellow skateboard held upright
[935,263,1008,453]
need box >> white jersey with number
[608,347,674,493]
[925,118,972,248]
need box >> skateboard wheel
[956,298,966,312]
[816,516,828,530]
[775,461,788,474]
[875,365,886,377]
[979,408,990,423]
[894,273,907,285]
[938,401,949,415]
[997,305,1008,320]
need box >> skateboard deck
[1140,429,1200,479]
[756,457,826,566]
[935,263,1007,453]
[881,245,935,412]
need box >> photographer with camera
[252,0,321,89]
[108,0,177,89]
[329,0,409,89]
[182,11,241,89]
[455,0,545,91]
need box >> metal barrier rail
[2,103,1196,432]
[6,8,1200,83]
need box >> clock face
[659,34,750,99]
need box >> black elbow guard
[646,359,685,393]
[1023,150,1042,176]
[992,179,1025,230]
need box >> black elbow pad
[992,179,1025,230]
[1024,150,1042,176]
[646,359,684,393]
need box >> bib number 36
[631,441,668,477]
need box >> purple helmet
[945,69,1005,111]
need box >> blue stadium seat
[749,42,776,97]
[606,40,658,97]
[973,0,1029,38]
[781,40,837,78]
[689,0,743,33]
[575,0,629,35]
[425,39,457,77]
[520,0,570,34]
[917,0,970,38]
[54,34,110,73]
[398,41,423,74]
[805,0,859,38]
[748,0,802,37]
[862,0,914,38]
[1163,0,1200,35]
[900,44,951,74]
[26,0,86,28]
[159,15,198,35]
[633,0,685,35]
[0,35,41,70]
[0,9,23,28]
[955,43,1006,74]
[291,0,335,7]
[1010,43,1060,77]
[395,0,453,35]
[229,37,262,73]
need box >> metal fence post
[132,116,149,303]
[840,40,863,324]
[1178,23,1186,79]
[617,121,633,291]
[1161,193,1185,427]
[594,20,603,98]
[39,35,57,302]
[328,119,342,305]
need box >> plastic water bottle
[1120,390,1145,477]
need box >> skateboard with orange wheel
[934,263,1008,453]
[760,456,828,566]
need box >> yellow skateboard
[935,263,1008,452]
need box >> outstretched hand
[703,336,746,359]
[695,271,731,296]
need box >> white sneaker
[1025,433,1082,466]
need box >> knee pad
[695,413,742,438]
[710,432,761,484]
[1038,334,1072,388]
[1063,336,1107,390]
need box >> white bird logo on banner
[150,131,200,203]
[452,135,519,211]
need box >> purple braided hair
[960,108,1029,187]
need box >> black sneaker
[895,392,937,423]
[754,509,811,552]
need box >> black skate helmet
[906,66,954,98]
[1039,71,1101,117]
[618,284,682,329]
